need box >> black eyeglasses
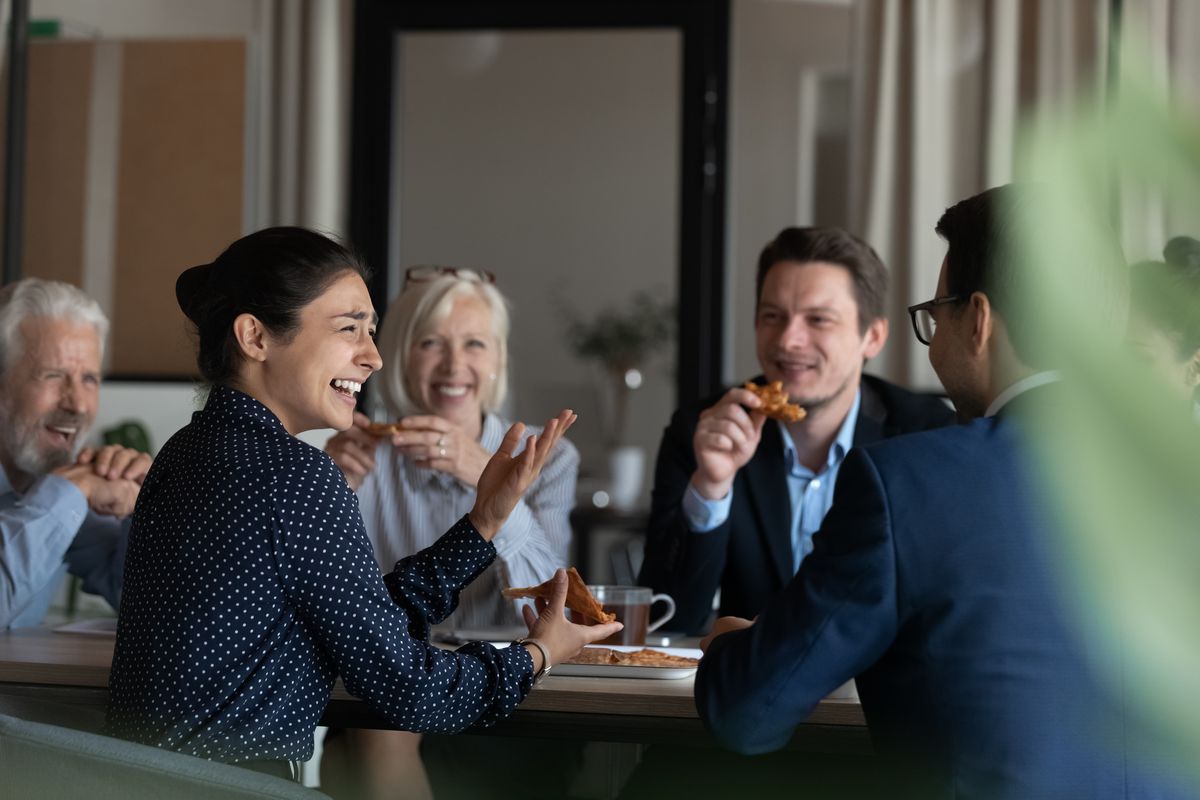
[404,266,496,287]
[906,294,966,346]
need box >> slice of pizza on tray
[501,567,616,624]
[565,647,699,667]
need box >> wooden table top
[0,628,867,747]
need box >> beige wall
[8,38,247,377]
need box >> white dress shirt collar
[984,370,1062,417]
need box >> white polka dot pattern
[105,386,534,764]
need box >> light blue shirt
[683,390,861,574]
[0,465,127,629]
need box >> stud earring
[489,372,497,381]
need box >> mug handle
[647,593,676,633]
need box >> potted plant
[565,291,675,508]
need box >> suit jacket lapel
[743,424,795,587]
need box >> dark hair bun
[176,227,370,386]
[176,263,214,325]
[1164,236,1200,272]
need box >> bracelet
[517,637,552,685]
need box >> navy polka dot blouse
[106,386,534,763]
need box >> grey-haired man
[0,278,151,629]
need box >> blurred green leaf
[1014,41,1200,785]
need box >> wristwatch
[517,637,552,685]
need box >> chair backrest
[0,711,328,800]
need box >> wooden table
[0,628,869,753]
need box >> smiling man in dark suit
[695,185,1189,798]
[638,227,953,634]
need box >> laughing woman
[320,269,580,798]
[105,228,620,780]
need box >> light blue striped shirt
[355,413,578,628]
[683,390,861,573]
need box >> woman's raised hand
[324,412,380,491]
[521,569,624,667]
[468,409,576,540]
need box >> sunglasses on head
[403,266,496,287]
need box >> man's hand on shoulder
[54,462,142,518]
[76,445,153,486]
[691,386,768,500]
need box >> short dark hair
[175,227,371,385]
[755,227,887,332]
[1130,235,1200,360]
[935,184,1047,365]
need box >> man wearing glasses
[695,185,1177,797]
[639,226,953,634]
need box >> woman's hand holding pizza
[388,414,492,487]
[324,412,379,491]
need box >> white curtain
[1115,0,1200,261]
[847,0,1109,389]
[250,0,354,237]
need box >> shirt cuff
[682,483,732,533]
[491,500,533,562]
[449,514,498,559]
[22,474,89,530]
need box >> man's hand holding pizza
[690,386,768,502]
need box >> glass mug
[570,586,675,646]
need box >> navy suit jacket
[695,390,1184,798]
[638,374,954,634]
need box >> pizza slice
[563,647,622,665]
[501,567,616,624]
[563,647,699,667]
[364,421,404,437]
[622,648,700,667]
[743,380,806,423]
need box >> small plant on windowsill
[565,291,675,450]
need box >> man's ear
[862,316,888,359]
[967,292,993,356]
[232,314,269,363]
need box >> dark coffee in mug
[569,586,675,646]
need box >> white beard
[0,405,86,480]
